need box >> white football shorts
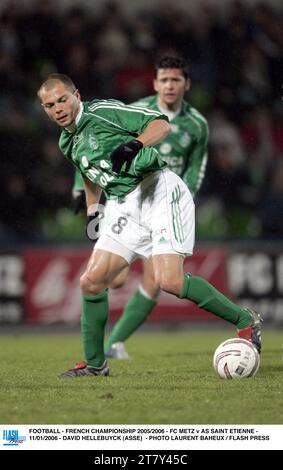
[95,168,195,263]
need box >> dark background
[0,0,282,244]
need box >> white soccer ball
[213,338,260,379]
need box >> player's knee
[110,278,126,289]
[142,283,160,299]
[110,267,129,290]
[80,273,105,296]
[151,285,160,298]
[157,276,183,296]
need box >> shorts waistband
[108,170,168,201]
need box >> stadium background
[0,0,282,327]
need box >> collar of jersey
[155,96,188,119]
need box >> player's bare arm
[137,118,170,147]
[83,176,103,242]
[82,176,102,213]
[111,118,170,173]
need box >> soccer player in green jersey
[104,56,209,359]
[38,73,262,378]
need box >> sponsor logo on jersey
[88,134,99,150]
[161,156,183,175]
[81,156,89,168]
[86,165,115,188]
[180,132,190,147]
[171,124,179,133]
[162,156,183,167]
[73,132,83,147]
[159,143,172,155]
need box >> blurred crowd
[0,0,282,243]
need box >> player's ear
[74,89,81,101]
[153,79,159,93]
[185,79,191,92]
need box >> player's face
[154,68,190,110]
[39,81,81,127]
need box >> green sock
[81,290,108,367]
[105,289,157,351]
[179,274,252,328]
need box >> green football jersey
[60,99,167,198]
[133,95,209,196]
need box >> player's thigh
[83,248,129,286]
[110,265,130,289]
[152,253,184,295]
[142,257,154,280]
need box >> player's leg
[152,169,262,353]
[105,257,160,357]
[60,246,129,378]
[109,265,130,289]
[178,273,262,352]
[152,253,262,353]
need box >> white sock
[138,284,159,301]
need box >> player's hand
[71,189,86,214]
[86,211,103,242]
[110,139,143,173]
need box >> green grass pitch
[0,330,282,424]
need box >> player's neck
[65,102,83,133]
[157,99,182,121]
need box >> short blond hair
[37,73,77,98]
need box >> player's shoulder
[130,95,157,109]
[183,101,208,124]
[84,98,164,122]
[182,101,209,135]
[85,99,125,112]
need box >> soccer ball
[213,338,260,379]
